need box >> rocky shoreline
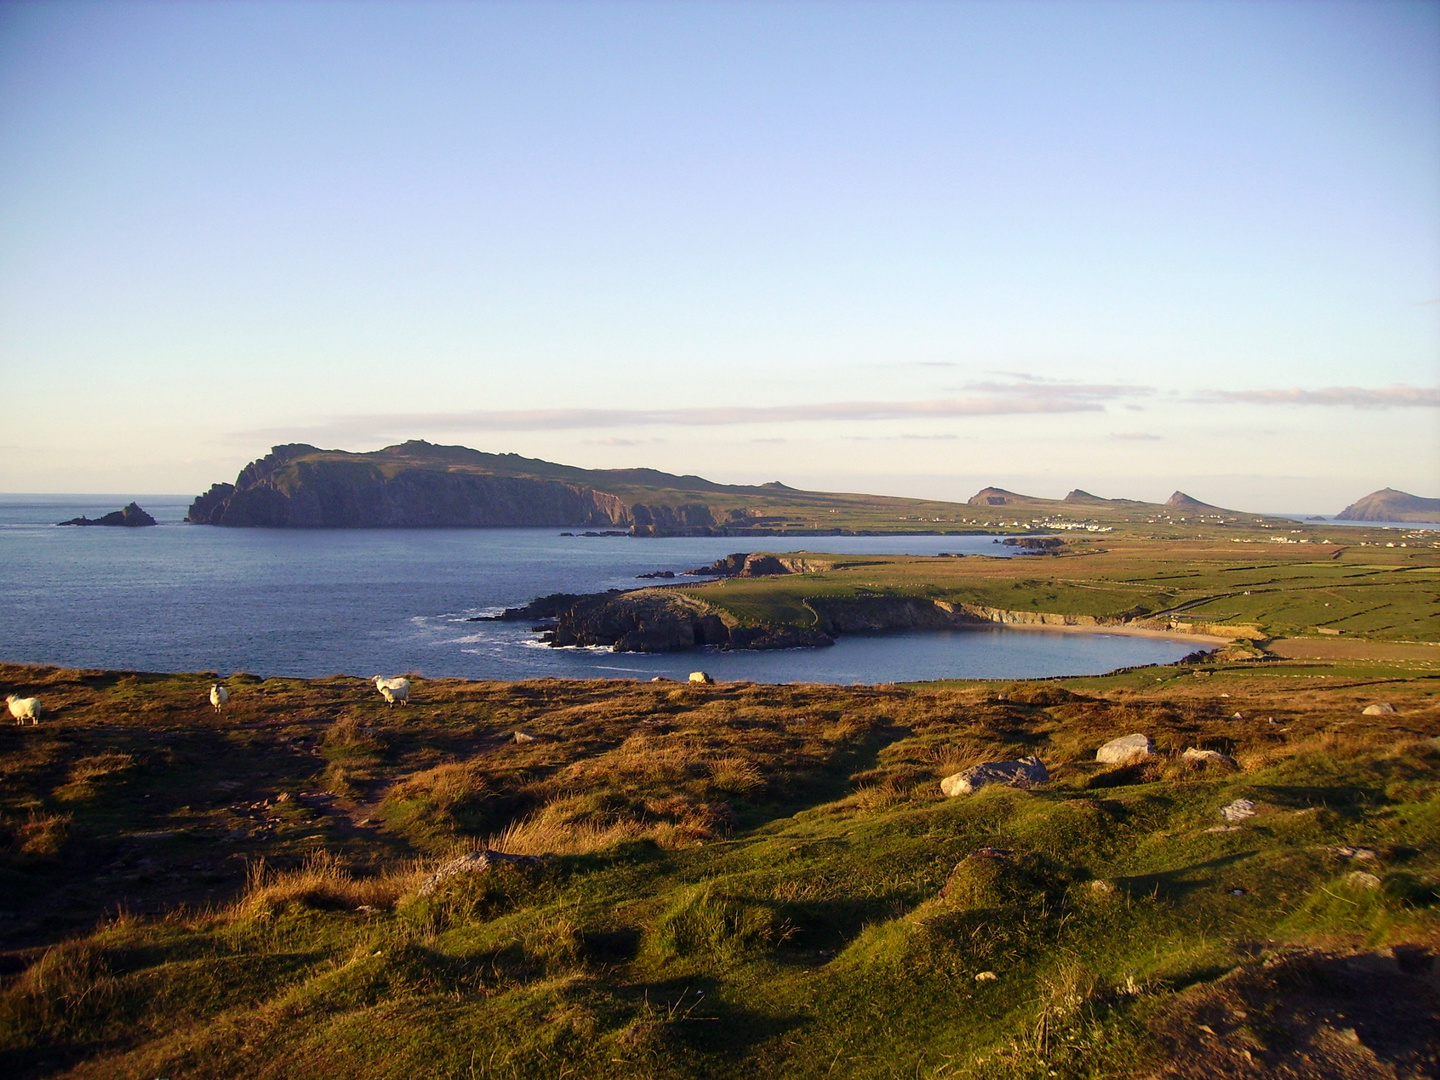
[479,550,1245,656]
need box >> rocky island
[56,501,157,527]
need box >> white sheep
[6,695,41,725]
[210,684,229,712]
[373,676,410,706]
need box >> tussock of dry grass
[485,787,723,854]
[1,810,72,856]
[234,853,424,918]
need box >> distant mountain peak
[1337,488,1440,523]
[967,486,1026,506]
[1166,491,1222,511]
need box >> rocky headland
[187,443,633,528]
[485,549,1178,654]
[183,442,870,532]
[57,501,157,527]
[187,441,1282,534]
[1337,487,1440,523]
[683,552,843,577]
[497,587,1174,654]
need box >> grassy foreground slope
[665,534,1440,645]
[1,658,1438,1079]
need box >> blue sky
[1,0,1436,511]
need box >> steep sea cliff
[188,444,633,528]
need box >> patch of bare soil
[1144,947,1440,1079]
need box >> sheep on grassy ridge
[373,676,410,706]
[7,695,41,725]
[210,684,229,712]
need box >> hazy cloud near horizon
[1196,386,1440,408]
[236,392,1120,444]
[238,383,1439,445]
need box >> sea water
[0,496,1196,682]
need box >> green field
[1,656,1438,1079]
[666,535,1440,644]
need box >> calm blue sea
[0,496,1195,683]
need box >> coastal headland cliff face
[187,443,632,528]
[492,551,1172,654]
[186,442,768,530]
[512,588,1129,653]
[185,441,998,533]
[189,440,1291,533]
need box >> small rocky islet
[56,501,157,527]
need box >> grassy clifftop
[657,535,1440,645]
[1,657,1438,1078]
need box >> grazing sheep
[373,676,410,706]
[209,684,229,712]
[688,671,714,684]
[6,695,40,725]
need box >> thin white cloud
[1111,432,1162,441]
[241,391,1118,443]
[1198,385,1440,408]
[962,379,1153,401]
[581,436,666,447]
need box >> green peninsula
[519,530,1440,653]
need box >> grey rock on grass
[1219,798,1257,823]
[418,849,542,896]
[1096,733,1154,764]
[1183,747,1239,771]
[941,756,1048,796]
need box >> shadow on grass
[734,725,916,831]
[628,975,807,1060]
[773,896,909,954]
[1244,784,1383,815]
[1114,851,1258,903]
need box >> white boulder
[1096,733,1153,764]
